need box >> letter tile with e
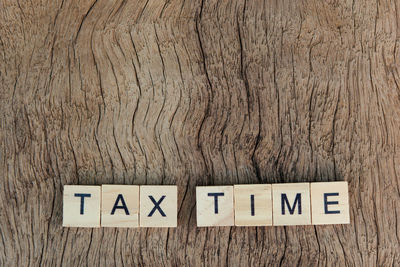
[272,183,311,226]
[139,185,177,227]
[63,185,101,227]
[101,185,139,227]
[311,181,350,225]
[196,186,234,227]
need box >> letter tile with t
[101,185,139,227]
[63,185,101,227]
[272,183,311,226]
[311,181,350,225]
[196,186,234,227]
[139,185,177,227]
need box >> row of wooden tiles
[63,182,350,228]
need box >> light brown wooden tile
[311,181,350,225]
[234,184,272,226]
[63,185,101,227]
[101,185,139,227]
[196,186,234,227]
[272,183,311,226]
[139,185,177,227]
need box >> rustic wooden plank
[1,0,399,265]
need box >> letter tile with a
[101,185,139,227]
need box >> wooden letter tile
[101,185,139,227]
[63,185,101,227]
[234,184,272,226]
[196,186,234,227]
[311,181,350,225]
[139,185,177,227]
[272,183,311,226]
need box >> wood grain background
[1,0,399,265]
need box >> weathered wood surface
[1,0,399,266]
